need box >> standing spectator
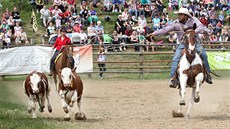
[11,7,21,23]
[97,47,106,79]
[40,6,52,27]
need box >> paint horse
[173,24,205,119]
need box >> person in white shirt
[79,29,88,44]
[52,5,63,19]
[40,6,52,27]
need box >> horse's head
[29,73,41,94]
[62,45,74,57]
[60,67,76,88]
[181,24,197,55]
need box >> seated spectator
[221,26,229,42]
[121,8,129,21]
[208,14,219,33]
[90,0,101,8]
[112,0,122,12]
[220,0,228,11]
[53,0,62,7]
[199,7,208,18]
[152,14,161,30]
[63,6,72,23]
[7,16,14,32]
[144,5,151,17]
[227,9,230,25]
[130,31,139,52]
[79,29,88,44]
[208,7,216,17]
[162,8,169,20]
[11,7,21,23]
[95,21,104,44]
[103,0,113,12]
[160,15,167,28]
[3,29,12,48]
[156,0,165,12]
[88,6,98,24]
[19,29,29,45]
[0,20,10,33]
[115,15,126,34]
[66,21,73,33]
[200,14,208,26]
[140,0,148,6]
[47,22,56,36]
[67,0,76,8]
[40,6,52,27]
[61,0,68,12]
[171,0,178,10]
[87,23,97,43]
[138,14,149,34]
[52,5,63,19]
[218,11,224,24]
[112,30,121,51]
[2,7,11,20]
[55,16,61,29]
[14,22,21,37]
[137,2,144,16]
[128,0,138,18]
[73,21,81,33]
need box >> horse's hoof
[48,106,52,113]
[75,112,86,120]
[64,117,71,121]
[194,97,200,103]
[172,111,184,117]
[179,100,186,105]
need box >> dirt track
[10,78,230,129]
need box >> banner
[207,52,230,70]
[0,46,93,75]
[31,9,38,32]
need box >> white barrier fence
[0,45,93,75]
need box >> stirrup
[169,78,177,88]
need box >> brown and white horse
[58,67,86,121]
[173,24,205,119]
[53,45,74,91]
[24,71,52,118]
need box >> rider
[49,26,74,76]
[148,8,213,88]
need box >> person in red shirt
[199,15,208,27]
[49,26,73,76]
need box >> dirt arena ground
[9,78,230,129]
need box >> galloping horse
[53,45,74,91]
[173,24,205,119]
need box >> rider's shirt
[153,17,210,41]
[53,35,71,51]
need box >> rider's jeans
[170,43,211,78]
[50,50,60,71]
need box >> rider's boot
[169,77,178,88]
[205,72,213,84]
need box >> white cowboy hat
[174,8,192,18]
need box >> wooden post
[139,44,144,79]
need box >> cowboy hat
[174,8,192,18]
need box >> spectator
[67,0,76,8]
[221,26,229,42]
[115,15,125,34]
[0,20,10,33]
[79,29,88,44]
[35,0,44,13]
[208,7,216,17]
[52,5,63,19]
[112,0,122,12]
[200,14,209,26]
[40,6,52,27]
[121,8,129,21]
[91,0,101,8]
[47,22,56,36]
[63,6,72,23]
[130,31,139,52]
[128,0,138,18]
[11,7,21,23]
[218,11,224,24]
[138,14,149,34]
[66,21,73,33]
[103,0,113,12]
[73,21,81,33]
[97,47,106,79]
[2,7,11,20]
[88,6,98,24]
[95,21,104,44]
[111,30,121,51]
[3,29,12,48]
[55,16,61,29]
[160,15,167,28]
[61,0,68,12]
[87,22,97,43]
[19,29,29,45]
[208,14,219,33]
[7,16,14,33]
[53,0,62,7]
[152,14,161,30]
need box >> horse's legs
[194,73,203,103]
[53,73,58,92]
[179,75,188,105]
[30,96,37,119]
[185,88,195,119]
[46,87,52,113]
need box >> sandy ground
[7,78,230,129]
